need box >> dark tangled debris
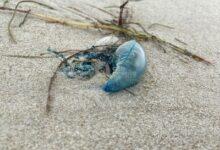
[47,46,117,79]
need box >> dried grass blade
[8,0,55,43]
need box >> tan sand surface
[0,0,220,149]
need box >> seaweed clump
[47,45,118,80]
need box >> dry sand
[0,0,220,149]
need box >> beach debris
[48,47,97,79]
[2,1,212,64]
[93,35,120,47]
[47,39,146,93]
[47,41,118,80]
[6,0,55,43]
[19,9,31,27]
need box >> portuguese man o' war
[102,40,147,92]
[48,39,147,93]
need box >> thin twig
[104,5,119,9]
[46,52,78,113]
[40,44,116,56]
[0,6,30,13]
[40,49,81,56]
[156,41,167,53]
[85,3,117,18]
[68,6,100,22]
[148,23,174,30]
[19,9,31,27]
[45,44,120,113]
[46,60,98,113]
[124,89,136,96]
[3,54,54,59]
[46,61,63,113]
[7,0,54,43]
[175,38,187,45]
[118,0,129,26]
[63,6,95,22]
[127,21,147,33]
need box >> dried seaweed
[175,38,187,46]
[7,0,55,43]
[3,54,53,59]
[118,0,129,26]
[147,23,174,30]
[1,2,212,64]
[45,44,119,112]
[85,3,117,18]
[19,9,31,27]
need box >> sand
[0,0,220,149]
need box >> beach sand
[0,0,220,149]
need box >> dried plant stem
[127,21,148,33]
[0,6,30,13]
[175,38,187,45]
[118,0,129,26]
[68,6,100,23]
[46,62,62,113]
[148,23,174,30]
[85,3,117,18]
[7,0,54,43]
[4,5,212,64]
[46,53,78,113]
[19,9,31,27]
[3,54,54,59]
[3,4,212,65]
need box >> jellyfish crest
[102,40,147,92]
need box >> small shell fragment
[93,35,120,47]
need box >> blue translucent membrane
[102,40,147,92]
